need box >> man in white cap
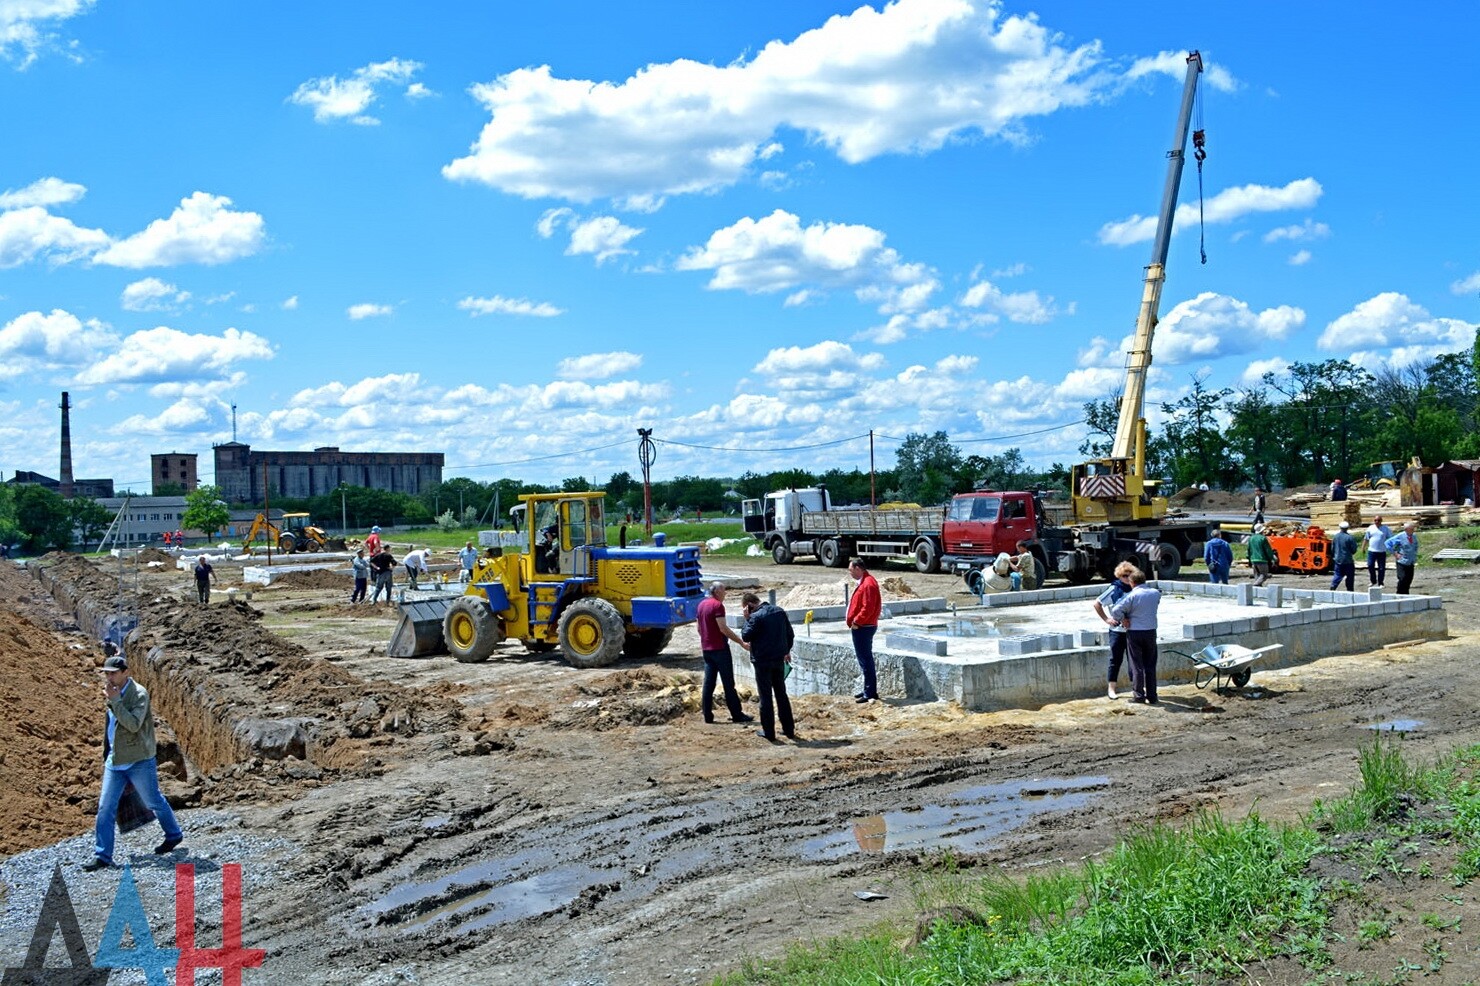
[1329,520,1358,591]
[84,648,184,870]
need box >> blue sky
[1,1,1476,491]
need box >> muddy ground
[4,548,1480,984]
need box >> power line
[445,439,631,472]
[653,433,870,453]
[875,420,1087,445]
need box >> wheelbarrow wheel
[1231,668,1252,688]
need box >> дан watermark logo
[3,863,265,984]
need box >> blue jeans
[1207,564,1229,585]
[852,625,878,699]
[95,758,181,863]
[1106,630,1128,684]
[1367,551,1386,586]
[1330,561,1355,591]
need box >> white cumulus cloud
[960,279,1067,324]
[1098,178,1323,246]
[443,0,1107,204]
[535,208,643,264]
[1451,271,1480,296]
[1320,292,1479,368]
[0,0,94,67]
[1118,292,1305,365]
[556,351,642,380]
[0,176,86,209]
[347,303,393,320]
[1263,218,1330,243]
[93,192,265,268]
[1124,50,1239,94]
[75,326,274,385]
[121,277,190,312]
[288,57,423,125]
[1288,249,1312,266]
[0,205,109,267]
[0,308,114,377]
[457,295,564,318]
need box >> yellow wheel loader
[390,491,703,668]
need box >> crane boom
[1110,50,1204,462]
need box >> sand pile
[779,576,922,610]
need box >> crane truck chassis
[743,486,1208,585]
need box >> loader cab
[513,492,607,579]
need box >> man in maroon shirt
[696,582,753,724]
[846,558,882,703]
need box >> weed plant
[718,739,1480,986]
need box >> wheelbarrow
[1175,643,1283,690]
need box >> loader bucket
[325,538,348,551]
[389,597,455,658]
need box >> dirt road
[4,552,1479,984]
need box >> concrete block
[1398,598,1420,613]
[1074,629,1104,648]
[1368,586,1383,602]
[1228,619,1253,635]
[1237,584,1254,606]
[1266,585,1283,608]
[1317,607,1336,622]
[883,632,949,657]
[998,635,1042,656]
[1381,600,1403,615]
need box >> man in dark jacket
[739,593,796,742]
[369,547,397,605]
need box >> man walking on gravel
[740,593,796,743]
[85,651,183,870]
[193,555,218,605]
[845,558,881,704]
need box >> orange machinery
[1267,524,1331,574]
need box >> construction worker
[1329,521,1358,591]
[365,525,382,557]
[1385,522,1419,595]
[459,541,478,583]
[1203,530,1233,584]
[1248,524,1274,586]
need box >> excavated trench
[28,553,474,801]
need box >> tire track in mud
[237,651,1480,985]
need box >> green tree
[1264,359,1375,485]
[893,431,962,505]
[1226,387,1283,490]
[0,484,20,548]
[154,481,186,496]
[1078,398,1120,458]
[14,485,72,552]
[68,497,113,547]
[1155,376,1234,490]
[182,485,231,537]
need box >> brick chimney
[59,391,74,499]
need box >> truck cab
[742,487,831,563]
[940,491,1040,568]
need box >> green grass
[716,738,1480,986]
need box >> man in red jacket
[845,558,882,704]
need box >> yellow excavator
[243,512,346,553]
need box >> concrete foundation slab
[734,579,1448,712]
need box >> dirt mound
[135,547,177,566]
[0,566,103,854]
[548,670,699,730]
[881,576,918,598]
[269,568,350,590]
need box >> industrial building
[94,496,190,544]
[212,442,443,504]
[152,452,199,494]
[6,471,115,499]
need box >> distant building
[7,470,115,499]
[212,442,443,504]
[152,452,199,493]
[95,496,191,544]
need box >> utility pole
[869,429,876,507]
[263,461,272,564]
[340,486,347,534]
[637,428,656,537]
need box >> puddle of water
[421,815,451,830]
[1367,719,1424,732]
[365,849,606,933]
[801,776,1108,861]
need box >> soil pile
[881,576,918,598]
[549,669,699,730]
[267,568,350,590]
[781,576,922,610]
[0,608,102,855]
[134,547,177,566]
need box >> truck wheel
[818,539,844,568]
[558,598,625,668]
[771,542,794,565]
[623,627,674,660]
[278,534,296,553]
[444,597,501,663]
[1152,543,1182,580]
[914,540,940,574]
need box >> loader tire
[623,627,674,660]
[445,596,501,663]
[558,598,625,669]
[278,534,296,553]
[306,538,321,553]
